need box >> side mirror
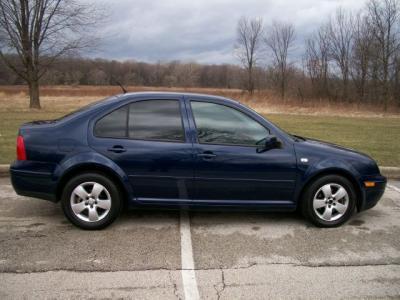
[256,135,281,153]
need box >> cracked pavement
[0,177,399,299]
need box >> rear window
[58,97,114,121]
[94,100,184,142]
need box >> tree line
[0,56,245,89]
[237,0,400,110]
[0,0,399,109]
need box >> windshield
[236,102,302,141]
[290,134,306,142]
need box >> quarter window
[128,100,184,142]
[191,101,269,146]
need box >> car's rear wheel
[301,175,356,227]
[61,172,122,230]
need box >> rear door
[88,97,195,203]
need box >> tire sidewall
[303,175,356,227]
[61,173,121,230]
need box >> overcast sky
[93,0,368,65]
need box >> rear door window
[128,100,184,142]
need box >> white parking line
[387,184,400,194]
[180,210,200,300]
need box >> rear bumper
[359,174,387,211]
[10,161,58,202]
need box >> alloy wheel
[313,183,349,222]
[70,182,112,222]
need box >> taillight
[16,135,27,161]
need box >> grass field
[266,114,400,167]
[0,86,399,166]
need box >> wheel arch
[58,164,125,200]
[297,168,363,212]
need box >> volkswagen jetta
[10,92,386,229]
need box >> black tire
[301,175,356,227]
[61,172,122,230]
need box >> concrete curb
[0,164,399,179]
[0,165,9,177]
[380,166,400,180]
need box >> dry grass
[0,85,399,166]
[1,85,399,117]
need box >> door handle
[197,151,217,159]
[107,145,126,153]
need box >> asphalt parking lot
[0,177,399,299]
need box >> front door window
[191,101,269,146]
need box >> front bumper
[359,174,387,211]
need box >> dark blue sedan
[10,92,386,229]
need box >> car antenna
[116,81,127,94]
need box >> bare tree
[366,0,400,110]
[328,8,354,100]
[304,25,331,99]
[235,17,263,94]
[351,13,373,103]
[0,0,101,108]
[394,53,400,106]
[264,21,295,100]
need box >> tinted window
[94,105,128,138]
[191,101,269,146]
[128,100,184,142]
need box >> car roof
[117,91,239,104]
[60,91,241,123]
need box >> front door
[188,100,297,204]
[89,98,194,202]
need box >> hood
[294,136,380,175]
[303,137,371,158]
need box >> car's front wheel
[302,175,356,227]
[61,172,122,230]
